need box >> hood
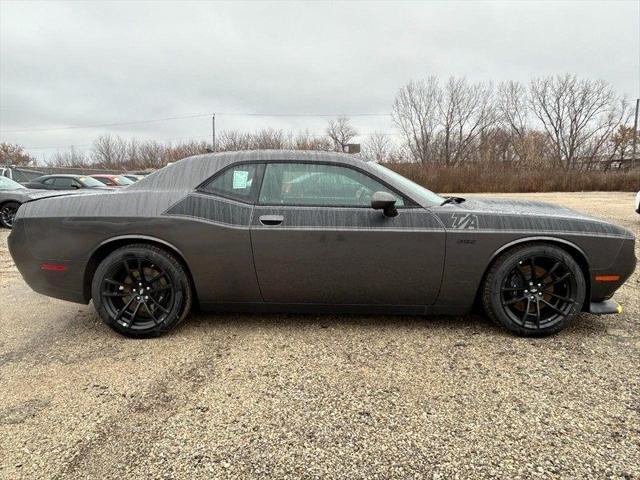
[459,197,594,220]
[441,197,634,239]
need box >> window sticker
[232,170,249,189]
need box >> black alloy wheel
[0,202,20,229]
[483,243,586,336]
[92,244,192,337]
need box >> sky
[0,0,639,162]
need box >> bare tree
[436,77,497,166]
[249,128,288,150]
[326,117,357,152]
[292,130,333,151]
[50,147,90,167]
[497,81,532,165]
[529,75,629,169]
[91,135,128,168]
[392,77,439,164]
[363,132,393,162]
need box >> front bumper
[588,300,623,315]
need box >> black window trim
[197,159,419,209]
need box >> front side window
[258,163,405,207]
[53,177,80,188]
[200,163,262,202]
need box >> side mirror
[371,191,398,218]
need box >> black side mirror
[371,191,398,218]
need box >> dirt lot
[0,192,638,479]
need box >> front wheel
[482,243,586,336]
[91,244,192,338]
[0,201,20,228]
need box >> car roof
[128,150,370,192]
[37,174,84,179]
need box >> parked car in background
[0,176,92,228]
[636,191,640,215]
[0,166,45,184]
[23,174,112,191]
[91,174,135,187]
[8,150,636,338]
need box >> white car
[636,191,640,214]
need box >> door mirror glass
[371,191,398,217]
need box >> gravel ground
[0,192,638,480]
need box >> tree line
[1,74,636,172]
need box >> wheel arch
[83,235,198,306]
[479,236,592,311]
[0,199,21,208]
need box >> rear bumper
[8,219,88,304]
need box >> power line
[1,111,393,134]
[216,112,391,117]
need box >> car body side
[8,151,636,316]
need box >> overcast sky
[0,0,638,161]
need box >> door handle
[259,215,284,226]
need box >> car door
[40,177,60,190]
[52,177,80,190]
[250,162,446,306]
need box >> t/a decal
[451,213,479,229]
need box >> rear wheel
[0,201,20,229]
[482,243,585,336]
[91,244,192,338]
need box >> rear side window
[200,163,263,202]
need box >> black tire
[0,201,20,229]
[91,244,192,338]
[482,243,586,337]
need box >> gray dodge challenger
[8,151,636,338]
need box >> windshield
[368,163,444,206]
[0,176,25,190]
[79,176,108,187]
[113,175,134,186]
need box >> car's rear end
[8,192,112,303]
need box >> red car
[90,174,135,188]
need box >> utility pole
[211,113,216,152]
[632,99,639,170]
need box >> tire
[91,244,192,338]
[0,201,20,229]
[482,243,586,337]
